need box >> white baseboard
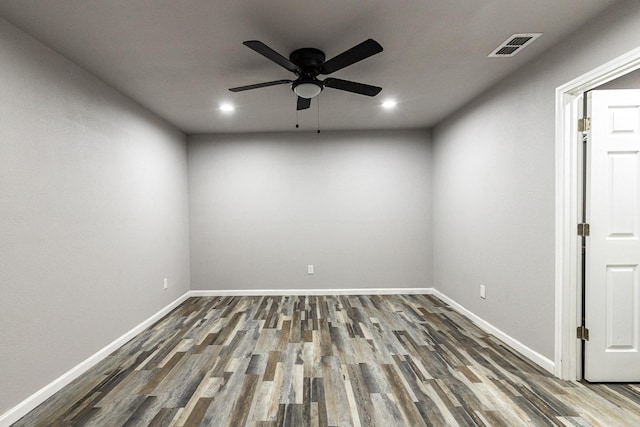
[431,289,555,374]
[190,287,435,297]
[0,292,191,427]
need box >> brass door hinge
[578,223,590,237]
[578,117,591,132]
[577,326,590,341]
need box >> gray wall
[188,130,432,291]
[432,0,640,360]
[0,18,191,414]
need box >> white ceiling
[0,0,620,134]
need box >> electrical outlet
[164,278,168,290]
[307,265,314,275]
[480,284,486,299]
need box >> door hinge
[577,326,590,341]
[577,223,590,237]
[578,117,591,132]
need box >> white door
[585,89,640,381]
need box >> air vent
[488,33,542,57]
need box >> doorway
[556,47,640,381]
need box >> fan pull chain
[295,107,299,129]
[317,96,321,134]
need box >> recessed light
[220,103,235,112]
[381,100,397,109]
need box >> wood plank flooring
[12,295,640,426]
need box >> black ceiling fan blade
[320,39,383,75]
[243,40,300,73]
[229,79,292,92]
[297,96,311,110]
[323,78,382,97]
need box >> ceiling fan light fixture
[293,80,323,99]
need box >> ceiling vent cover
[488,33,542,57]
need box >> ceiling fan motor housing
[289,48,326,72]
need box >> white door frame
[555,46,640,380]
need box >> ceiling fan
[229,39,383,110]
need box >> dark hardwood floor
[12,294,640,426]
